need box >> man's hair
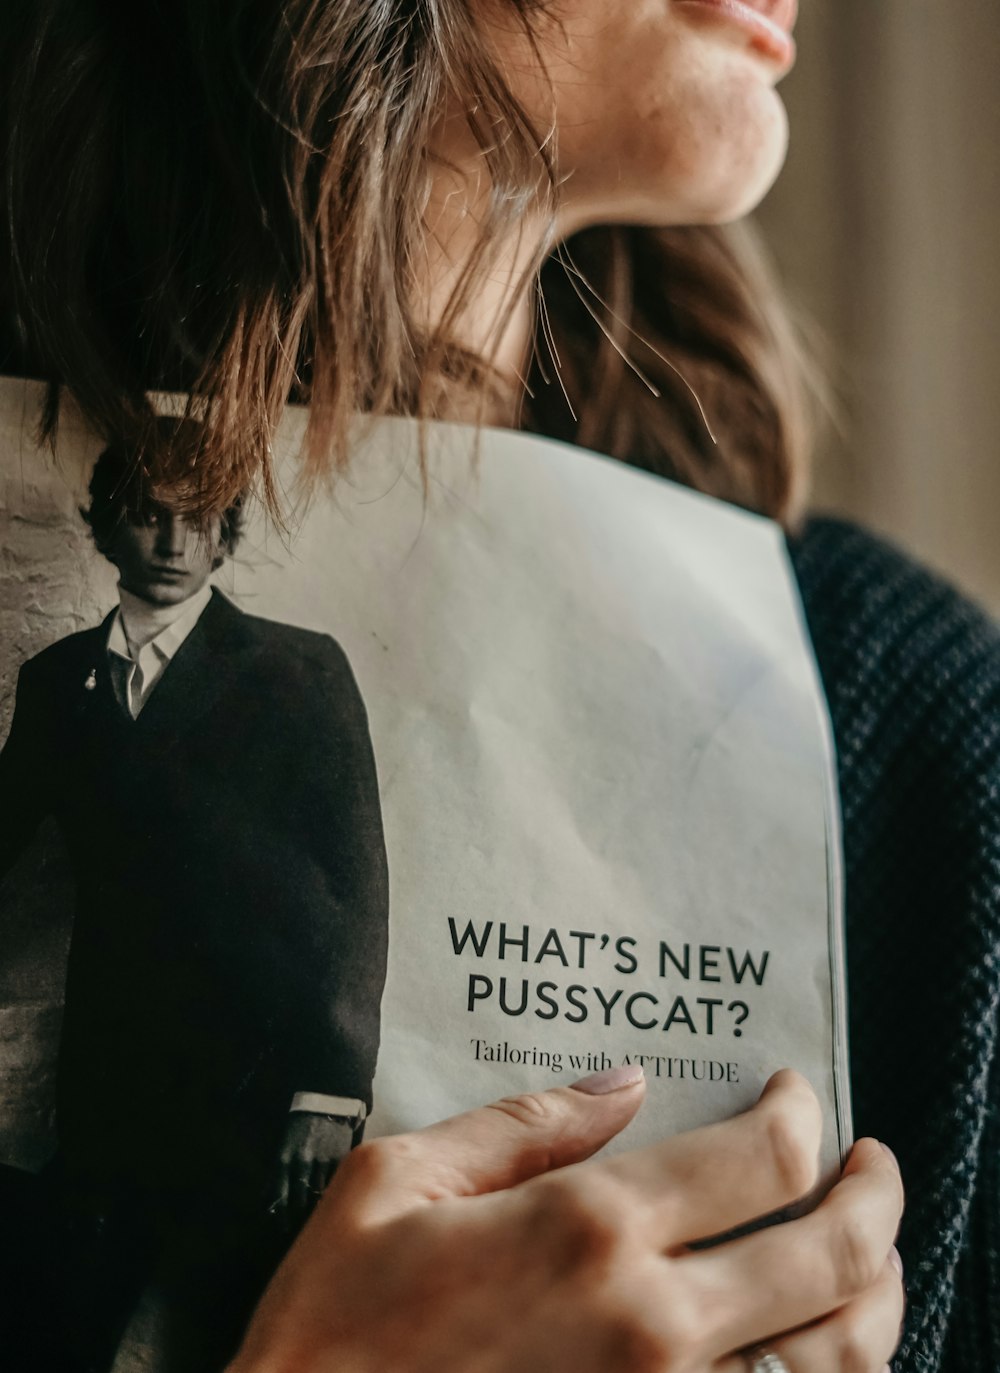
[6,1,823,526]
[82,418,244,564]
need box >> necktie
[128,658,147,718]
[107,653,142,719]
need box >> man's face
[107,504,223,606]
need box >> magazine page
[0,379,851,1206]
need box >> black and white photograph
[1,389,851,1367]
[0,418,389,1369]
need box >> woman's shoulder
[786,515,1000,778]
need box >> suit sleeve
[277,637,389,1112]
[0,661,53,881]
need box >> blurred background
[757,0,1000,614]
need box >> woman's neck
[418,106,556,427]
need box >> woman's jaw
[422,0,796,394]
[472,0,795,232]
[543,0,791,233]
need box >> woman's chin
[697,151,789,224]
[672,92,790,225]
[579,67,791,230]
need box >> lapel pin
[84,669,98,691]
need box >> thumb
[354,1064,646,1220]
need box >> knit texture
[789,517,1000,1372]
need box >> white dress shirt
[106,583,213,718]
[104,581,365,1123]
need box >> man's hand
[271,1113,355,1233]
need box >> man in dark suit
[0,429,389,1370]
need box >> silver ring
[748,1350,791,1373]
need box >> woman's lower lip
[673,0,797,69]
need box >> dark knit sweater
[789,518,1000,1373]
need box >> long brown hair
[3,0,820,525]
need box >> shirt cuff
[289,1092,368,1120]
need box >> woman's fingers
[349,1066,822,1245]
[688,1136,904,1357]
[234,1070,909,1373]
[598,1068,823,1244]
[716,1252,906,1373]
[335,1062,647,1224]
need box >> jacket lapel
[132,589,259,744]
[72,611,124,727]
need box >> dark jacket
[789,519,1000,1373]
[0,590,389,1199]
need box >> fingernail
[889,1246,904,1278]
[880,1141,900,1170]
[571,1064,644,1095]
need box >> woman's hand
[229,1066,905,1373]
